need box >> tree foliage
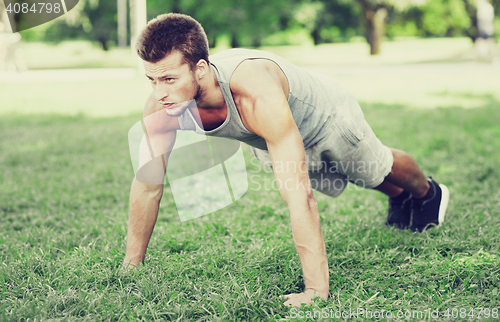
[290,0,362,44]
[36,0,118,50]
[15,0,500,53]
[147,0,298,48]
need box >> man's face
[144,51,202,117]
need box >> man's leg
[375,148,449,231]
[314,105,449,231]
[374,148,429,198]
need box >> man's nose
[155,83,169,102]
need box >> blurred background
[1,0,499,67]
[0,0,499,116]
[2,3,500,320]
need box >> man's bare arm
[123,93,178,268]
[231,60,329,306]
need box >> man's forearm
[289,200,329,297]
[123,178,163,267]
[265,133,330,297]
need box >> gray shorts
[249,111,394,198]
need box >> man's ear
[195,59,208,79]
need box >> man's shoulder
[210,48,268,59]
[210,48,280,66]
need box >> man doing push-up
[123,13,450,307]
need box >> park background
[1,0,500,320]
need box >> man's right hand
[282,289,328,307]
[123,178,164,268]
[123,91,178,268]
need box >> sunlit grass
[17,37,498,70]
[261,37,489,66]
[1,63,498,117]
[1,40,500,320]
[1,99,499,320]
[3,38,498,119]
[19,41,136,70]
[0,77,151,117]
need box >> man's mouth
[161,100,195,111]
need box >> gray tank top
[178,48,359,151]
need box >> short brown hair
[136,13,210,69]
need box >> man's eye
[166,78,175,82]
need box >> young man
[123,13,450,307]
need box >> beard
[193,83,204,103]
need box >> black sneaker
[410,177,450,232]
[386,190,412,229]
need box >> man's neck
[195,65,225,111]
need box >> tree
[39,0,118,50]
[147,0,298,48]
[84,0,117,50]
[463,0,500,41]
[420,0,471,36]
[357,0,388,54]
[289,0,426,53]
[355,0,426,55]
[387,0,498,40]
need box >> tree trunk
[311,29,321,45]
[208,36,216,48]
[251,35,262,48]
[365,7,387,55]
[359,0,387,56]
[117,0,128,47]
[99,38,109,51]
[231,33,239,48]
[463,0,478,42]
[171,0,181,13]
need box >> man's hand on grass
[122,257,139,269]
[282,289,328,307]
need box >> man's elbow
[306,186,318,212]
[131,177,164,200]
[284,186,318,215]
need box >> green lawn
[19,41,136,70]
[1,41,500,321]
[17,37,493,70]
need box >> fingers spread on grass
[282,292,316,307]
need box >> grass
[4,38,499,117]
[19,41,136,70]
[1,100,500,321]
[1,40,500,321]
[16,37,499,70]
[261,37,479,67]
[0,78,151,117]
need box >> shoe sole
[437,184,450,226]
